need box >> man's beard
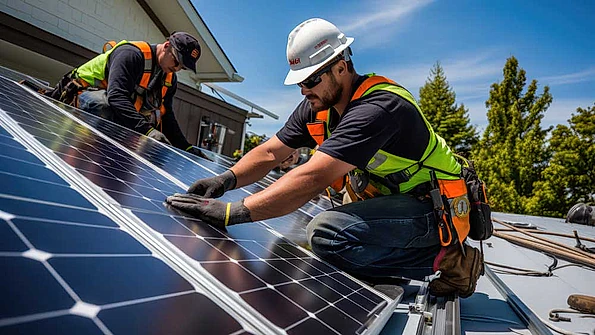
[308,74,342,112]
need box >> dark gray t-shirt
[276,76,429,170]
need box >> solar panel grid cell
[0,74,395,334]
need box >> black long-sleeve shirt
[104,44,191,150]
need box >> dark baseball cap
[169,32,201,73]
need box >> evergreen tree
[527,104,595,217]
[473,56,552,213]
[419,62,478,156]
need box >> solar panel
[0,125,245,334]
[0,72,397,334]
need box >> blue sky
[193,0,594,138]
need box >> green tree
[527,104,595,217]
[473,56,552,213]
[419,62,478,156]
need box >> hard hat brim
[284,37,354,86]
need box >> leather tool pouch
[429,244,483,298]
[47,74,83,106]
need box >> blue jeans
[78,90,113,121]
[306,193,441,280]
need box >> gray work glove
[186,146,213,161]
[187,170,236,198]
[146,128,171,145]
[166,193,251,228]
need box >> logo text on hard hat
[315,39,328,49]
[191,49,200,58]
[289,58,301,65]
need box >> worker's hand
[186,146,213,161]
[146,128,171,145]
[166,193,251,228]
[187,170,236,198]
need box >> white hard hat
[284,18,354,85]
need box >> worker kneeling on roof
[167,19,481,296]
[47,32,210,159]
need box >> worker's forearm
[244,166,326,221]
[230,144,283,188]
[106,92,151,134]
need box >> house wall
[0,0,164,52]
[175,83,246,155]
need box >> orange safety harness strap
[131,41,154,112]
[158,72,173,116]
[350,75,397,103]
[103,41,117,53]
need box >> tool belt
[344,156,491,247]
[426,156,492,252]
[345,170,382,201]
[345,169,433,202]
[45,72,89,107]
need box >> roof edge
[177,0,240,81]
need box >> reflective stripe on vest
[306,74,461,194]
[74,40,171,117]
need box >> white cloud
[540,67,595,86]
[333,0,435,49]
[340,0,434,33]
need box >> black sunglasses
[298,58,341,89]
